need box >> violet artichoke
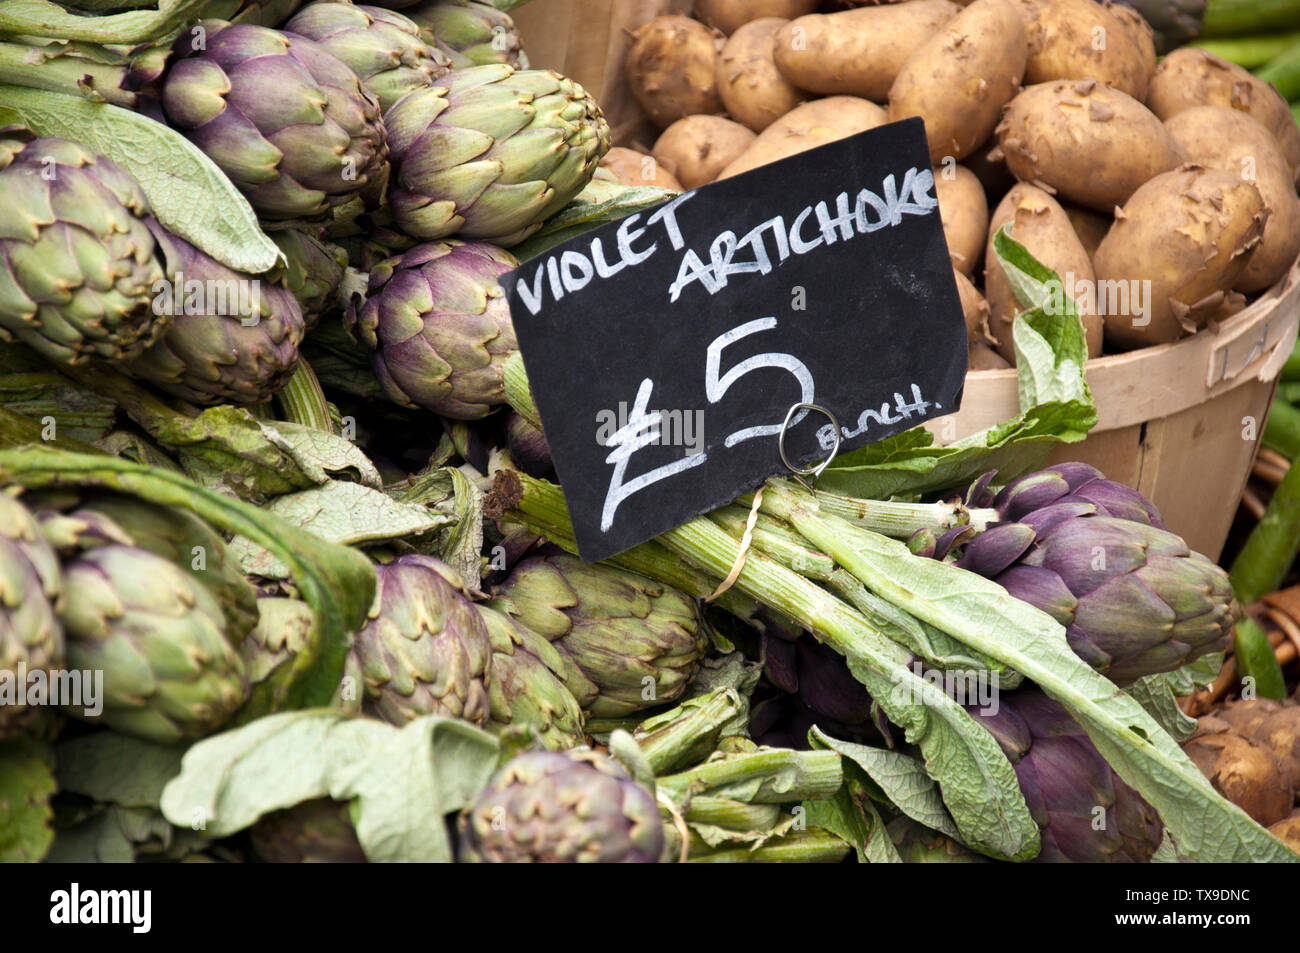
[955,463,1236,685]
[347,240,517,419]
[458,748,664,862]
[490,553,705,718]
[383,64,609,246]
[160,20,389,222]
[349,554,493,726]
[0,137,167,366]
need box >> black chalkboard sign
[502,118,967,562]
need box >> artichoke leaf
[0,87,278,273]
[55,733,184,810]
[803,777,901,864]
[810,727,962,842]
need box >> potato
[953,267,993,347]
[693,0,819,35]
[653,115,757,189]
[625,15,724,129]
[1270,814,1300,854]
[1147,48,1300,185]
[1216,698,1283,738]
[965,136,1016,206]
[1165,106,1300,293]
[984,183,1102,362]
[1061,204,1111,259]
[1185,729,1294,827]
[935,164,989,276]
[1010,0,1152,100]
[772,1,960,103]
[1252,708,1300,790]
[1093,166,1266,350]
[888,0,1028,164]
[716,17,805,132]
[997,79,1187,212]
[969,341,1012,369]
[717,96,888,179]
[1105,2,1156,78]
[599,147,684,192]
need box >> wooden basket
[935,258,1300,560]
[511,0,1300,560]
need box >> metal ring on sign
[777,402,840,492]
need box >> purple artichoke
[954,463,1236,685]
[458,748,664,862]
[349,554,493,726]
[347,240,517,419]
[161,20,389,221]
[124,221,306,406]
[968,686,1164,862]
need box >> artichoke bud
[58,544,249,744]
[124,222,307,406]
[458,748,665,862]
[0,493,66,741]
[269,229,350,324]
[286,3,453,112]
[160,21,389,223]
[384,65,609,247]
[351,554,493,726]
[0,137,168,366]
[347,240,518,419]
[405,0,528,70]
[491,554,706,718]
[968,687,1163,862]
[951,465,1234,684]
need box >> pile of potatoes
[1185,696,1300,851]
[602,0,1300,370]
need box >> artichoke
[887,817,990,863]
[269,229,349,323]
[405,0,527,69]
[0,137,167,366]
[250,798,366,862]
[347,240,518,419]
[968,686,1164,862]
[955,463,1236,685]
[57,544,249,744]
[160,20,389,222]
[204,0,307,26]
[383,65,610,246]
[490,553,705,718]
[476,603,585,750]
[505,412,551,477]
[350,554,493,726]
[0,493,65,740]
[124,221,306,406]
[458,748,664,862]
[238,597,316,717]
[286,3,452,112]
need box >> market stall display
[0,0,1299,866]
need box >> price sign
[502,118,967,561]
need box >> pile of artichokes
[0,0,1295,867]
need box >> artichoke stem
[685,827,852,863]
[274,358,334,432]
[657,748,844,804]
[0,42,135,107]
[633,688,745,775]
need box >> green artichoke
[38,492,260,639]
[250,798,366,862]
[238,597,316,717]
[350,554,493,726]
[0,137,167,366]
[124,222,306,406]
[458,748,664,862]
[160,20,389,222]
[955,463,1236,685]
[476,603,585,750]
[383,65,610,246]
[491,553,705,718]
[347,240,517,419]
[0,493,65,740]
[405,0,528,69]
[967,686,1164,862]
[58,544,249,744]
[887,817,989,863]
[285,2,452,112]
[203,0,306,26]
[269,229,349,324]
